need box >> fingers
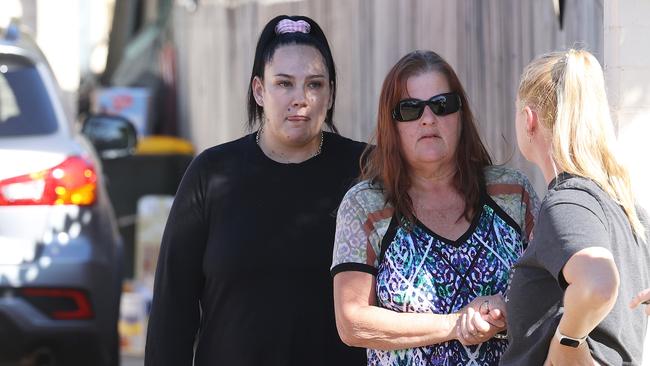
[477,304,506,329]
[456,295,511,345]
[489,308,502,320]
[471,311,491,333]
[478,300,490,315]
[463,309,482,342]
[456,313,473,345]
[477,295,507,316]
[485,309,506,329]
[629,288,650,309]
[456,311,484,345]
[455,319,474,346]
[464,307,478,335]
[489,294,508,318]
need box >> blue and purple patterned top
[331,166,540,366]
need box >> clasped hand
[455,295,507,345]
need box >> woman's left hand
[543,339,600,366]
[455,295,507,345]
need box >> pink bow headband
[275,19,311,35]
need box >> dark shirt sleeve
[145,153,208,365]
[533,189,610,288]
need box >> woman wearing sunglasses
[331,50,539,365]
[500,49,650,365]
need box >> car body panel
[0,27,122,366]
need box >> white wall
[173,1,603,195]
[605,0,650,213]
[20,0,113,119]
[605,1,650,364]
[36,0,80,118]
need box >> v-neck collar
[411,192,487,248]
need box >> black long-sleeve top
[145,132,367,365]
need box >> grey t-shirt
[500,173,650,366]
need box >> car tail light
[21,288,94,320]
[0,156,97,206]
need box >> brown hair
[361,50,492,223]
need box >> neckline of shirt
[411,192,488,247]
[547,171,577,190]
[250,132,328,168]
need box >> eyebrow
[273,73,326,79]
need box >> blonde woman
[501,49,650,365]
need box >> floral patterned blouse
[331,166,540,366]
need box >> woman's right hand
[629,288,650,316]
[455,295,507,345]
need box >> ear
[523,105,538,137]
[252,76,264,107]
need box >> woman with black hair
[144,15,366,366]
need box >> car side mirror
[82,114,138,159]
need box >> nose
[420,103,436,126]
[291,88,308,108]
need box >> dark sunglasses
[392,92,462,122]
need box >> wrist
[554,326,588,348]
[448,313,461,341]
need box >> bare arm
[544,247,619,365]
[333,271,459,350]
[558,246,619,338]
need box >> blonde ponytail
[519,49,646,241]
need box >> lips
[286,115,310,122]
[419,133,440,140]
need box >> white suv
[0,25,131,366]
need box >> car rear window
[0,54,58,136]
